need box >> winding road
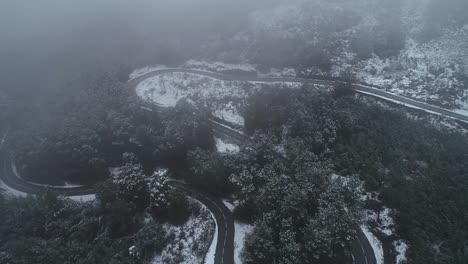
[128,67,468,264]
[0,153,95,196]
[129,68,468,124]
[5,66,462,264]
[170,181,234,264]
[0,150,235,264]
[130,68,381,264]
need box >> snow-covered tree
[148,171,172,210]
[112,153,148,204]
[128,245,141,262]
[278,218,301,264]
[303,180,363,260]
[243,214,277,264]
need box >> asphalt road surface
[0,152,95,196]
[129,68,468,124]
[0,147,233,264]
[169,181,234,264]
[4,67,450,264]
[131,68,383,264]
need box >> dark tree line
[7,72,214,185]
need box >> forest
[1,0,467,264]
[2,70,467,263]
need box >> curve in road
[130,68,380,264]
[170,181,234,264]
[129,68,468,124]
[1,67,429,264]
[0,150,232,264]
[0,153,95,196]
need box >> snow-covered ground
[129,65,167,80]
[204,210,218,264]
[366,206,395,236]
[242,0,468,112]
[183,60,256,73]
[394,240,409,264]
[135,70,303,128]
[213,102,245,127]
[215,137,240,154]
[361,225,384,264]
[0,179,28,198]
[259,67,297,78]
[152,199,215,264]
[222,199,238,213]
[67,194,96,203]
[234,222,254,264]
[351,0,468,112]
[356,30,468,111]
[135,72,253,127]
[362,192,409,264]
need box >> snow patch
[136,72,258,128]
[67,194,96,203]
[63,182,85,188]
[234,222,254,264]
[454,108,468,117]
[136,72,250,107]
[204,210,218,264]
[152,199,215,264]
[184,60,257,73]
[0,179,28,198]
[394,240,409,264]
[215,138,240,153]
[356,89,468,122]
[213,102,245,127]
[356,26,468,112]
[259,67,297,78]
[135,69,304,129]
[222,199,238,213]
[366,207,396,236]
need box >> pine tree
[278,218,301,264]
[243,215,277,264]
[148,171,172,210]
[112,153,148,205]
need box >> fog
[0,0,272,99]
[0,2,467,263]
[0,0,467,100]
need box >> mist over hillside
[0,1,467,264]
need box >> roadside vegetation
[2,67,467,264]
[240,85,468,264]
[6,71,213,186]
[0,151,214,264]
[0,1,467,263]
